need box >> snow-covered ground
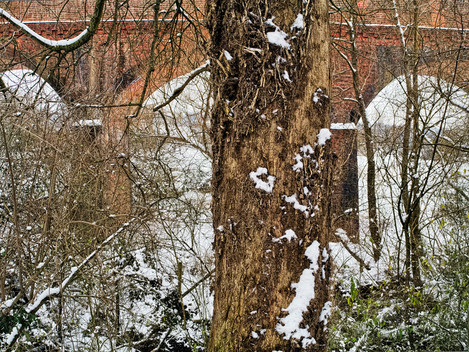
[1,67,213,350]
[331,74,469,287]
[3,65,469,350]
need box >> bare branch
[152,62,209,113]
[2,218,135,348]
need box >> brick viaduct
[1,0,469,235]
[2,1,469,119]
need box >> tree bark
[208,0,333,350]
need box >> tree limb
[0,0,105,52]
[152,63,209,113]
[3,218,135,349]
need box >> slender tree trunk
[348,14,381,261]
[409,0,423,286]
[208,0,333,350]
[397,0,423,286]
[392,0,415,284]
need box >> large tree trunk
[208,0,333,350]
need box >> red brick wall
[3,0,205,22]
[2,1,469,126]
[3,0,469,118]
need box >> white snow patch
[331,122,357,130]
[276,240,322,346]
[291,14,304,30]
[319,301,332,325]
[305,240,321,272]
[292,154,304,172]
[0,298,15,310]
[276,268,316,341]
[283,194,309,215]
[272,229,298,243]
[5,324,22,345]
[317,128,331,146]
[250,167,276,193]
[301,144,314,155]
[267,30,291,49]
[322,247,329,262]
[313,89,322,103]
[276,56,287,64]
[73,119,102,127]
[224,50,233,61]
[266,18,290,49]
[292,144,317,172]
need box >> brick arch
[0,66,66,110]
[362,53,469,110]
[364,73,469,129]
[331,23,469,123]
[0,46,75,104]
[1,64,59,96]
[362,73,469,124]
[1,46,40,72]
[1,66,70,108]
[113,57,208,117]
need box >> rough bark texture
[208,0,333,350]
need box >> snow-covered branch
[28,218,134,314]
[391,0,407,51]
[335,228,372,270]
[332,41,357,73]
[2,218,135,347]
[0,0,105,51]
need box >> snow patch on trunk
[291,14,304,30]
[265,17,291,49]
[317,128,331,146]
[276,240,322,347]
[272,229,298,243]
[249,167,276,193]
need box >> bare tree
[330,0,382,262]
[1,0,213,350]
[207,0,333,350]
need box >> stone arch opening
[355,74,469,263]
[1,67,67,124]
[364,74,469,133]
